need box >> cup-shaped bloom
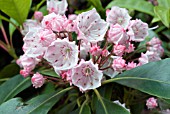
[23,28,56,58]
[41,12,66,32]
[108,24,128,45]
[71,60,103,91]
[127,19,148,42]
[31,72,45,88]
[76,8,108,43]
[44,38,78,70]
[146,97,158,109]
[106,6,131,28]
[21,19,41,35]
[47,0,68,15]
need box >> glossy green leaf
[0,75,31,104]
[54,101,77,114]
[103,58,170,99]
[154,6,170,28]
[80,104,91,114]
[157,0,170,8]
[106,0,154,16]
[0,87,73,114]
[162,29,170,40]
[88,0,105,18]
[95,96,130,114]
[39,69,60,78]
[9,18,19,38]
[0,0,32,24]
[39,6,48,16]
[0,63,20,78]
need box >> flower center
[85,68,91,76]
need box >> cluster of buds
[17,0,164,91]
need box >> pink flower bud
[90,46,102,56]
[31,72,45,88]
[112,57,126,72]
[147,37,162,46]
[101,49,109,57]
[126,62,137,70]
[113,44,126,56]
[146,97,158,109]
[34,11,43,21]
[125,43,135,53]
[20,69,30,78]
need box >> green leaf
[157,0,170,8]
[39,6,48,16]
[106,0,154,16]
[162,29,170,40]
[80,104,91,114]
[9,18,19,38]
[39,69,60,78]
[0,63,20,78]
[154,6,170,28]
[54,101,77,114]
[0,0,32,24]
[93,89,130,114]
[0,75,31,104]
[103,58,170,99]
[0,87,73,114]
[88,0,105,18]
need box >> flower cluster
[17,0,164,91]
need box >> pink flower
[23,29,56,57]
[41,12,66,32]
[47,0,68,15]
[146,97,158,109]
[21,19,41,35]
[106,6,131,28]
[125,43,135,53]
[31,72,45,88]
[68,14,77,20]
[63,20,78,32]
[34,11,43,21]
[71,59,103,91]
[127,19,148,42]
[89,45,102,56]
[101,49,109,57]
[138,53,149,65]
[147,44,164,57]
[126,62,137,70]
[20,69,30,78]
[113,44,126,56]
[112,57,126,72]
[59,70,72,85]
[44,38,79,70]
[38,29,56,47]
[147,37,162,46]
[76,8,108,43]
[17,54,40,71]
[79,41,91,59]
[145,51,161,62]
[108,24,128,45]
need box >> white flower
[71,59,103,91]
[23,28,56,58]
[47,0,68,15]
[127,19,148,42]
[106,6,131,28]
[76,8,108,43]
[44,38,79,70]
[41,12,66,32]
[108,24,128,45]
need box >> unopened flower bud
[34,11,43,21]
[31,72,45,88]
